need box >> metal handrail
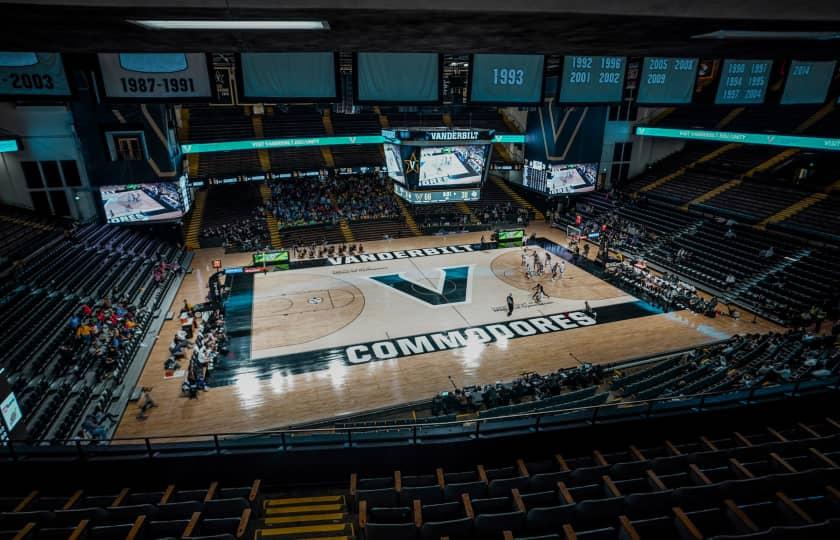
[2,375,837,458]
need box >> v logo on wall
[369,266,473,307]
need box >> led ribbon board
[393,184,481,204]
[0,52,71,97]
[180,134,524,154]
[0,139,19,153]
[635,126,840,151]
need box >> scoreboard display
[0,52,71,97]
[781,60,836,105]
[253,250,289,266]
[97,53,212,100]
[637,57,698,104]
[239,52,337,101]
[355,52,440,103]
[559,55,626,103]
[393,183,480,204]
[715,59,773,105]
[469,53,544,105]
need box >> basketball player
[559,259,566,280]
[531,283,547,304]
[551,262,560,281]
[506,293,514,317]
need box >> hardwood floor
[113,224,782,442]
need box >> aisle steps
[683,179,742,209]
[184,190,207,250]
[257,495,354,539]
[757,192,828,229]
[393,197,422,236]
[339,219,355,243]
[491,176,545,220]
[259,184,283,249]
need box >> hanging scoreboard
[781,60,837,105]
[559,55,626,103]
[637,57,698,104]
[715,59,773,105]
[355,52,441,104]
[469,53,544,105]
[239,52,338,101]
[97,53,212,100]
[0,52,71,97]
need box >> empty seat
[147,519,190,538]
[400,486,443,506]
[444,471,478,484]
[444,481,487,502]
[200,517,242,537]
[103,504,157,524]
[155,501,202,521]
[87,523,134,540]
[359,477,393,490]
[402,475,437,488]
[0,511,55,530]
[530,472,571,492]
[574,497,625,528]
[625,490,674,519]
[421,501,464,522]
[357,488,398,510]
[472,497,514,515]
[174,490,208,503]
[521,491,561,509]
[489,476,530,498]
[52,507,108,527]
[368,506,412,524]
[366,521,417,540]
[203,498,248,519]
[525,504,575,534]
[475,511,525,537]
[420,516,473,540]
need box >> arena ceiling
[1,1,840,58]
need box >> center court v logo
[369,266,473,307]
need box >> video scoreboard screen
[418,146,489,188]
[239,52,337,101]
[518,161,598,195]
[100,182,185,224]
[253,250,289,266]
[0,52,71,97]
[715,59,772,105]
[469,53,544,105]
[637,57,698,104]
[97,53,212,100]
[559,56,626,103]
[497,229,524,248]
[781,60,837,105]
[355,53,440,103]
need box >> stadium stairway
[638,143,740,194]
[455,202,476,222]
[373,106,389,129]
[793,101,835,133]
[339,219,355,242]
[258,495,354,539]
[683,178,742,209]
[259,184,283,249]
[491,176,545,220]
[251,112,272,172]
[393,196,422,236]
[320,110,337,167]
[715,107,744,129]
[646,107,676,126]
[756,192,828,230]
[184,190,207,249]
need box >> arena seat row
[0,480,260,540]
[0,219,187,443]
[351,414,840,539]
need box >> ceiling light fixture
[128,20,330,31]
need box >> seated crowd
[166,301,229,399]
[268,173,400,228]
[200,209,270,253]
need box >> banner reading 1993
[97,53,212,100]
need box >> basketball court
[114,225,782,441]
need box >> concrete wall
[0,103,96,220]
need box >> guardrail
[2,375,837,460]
